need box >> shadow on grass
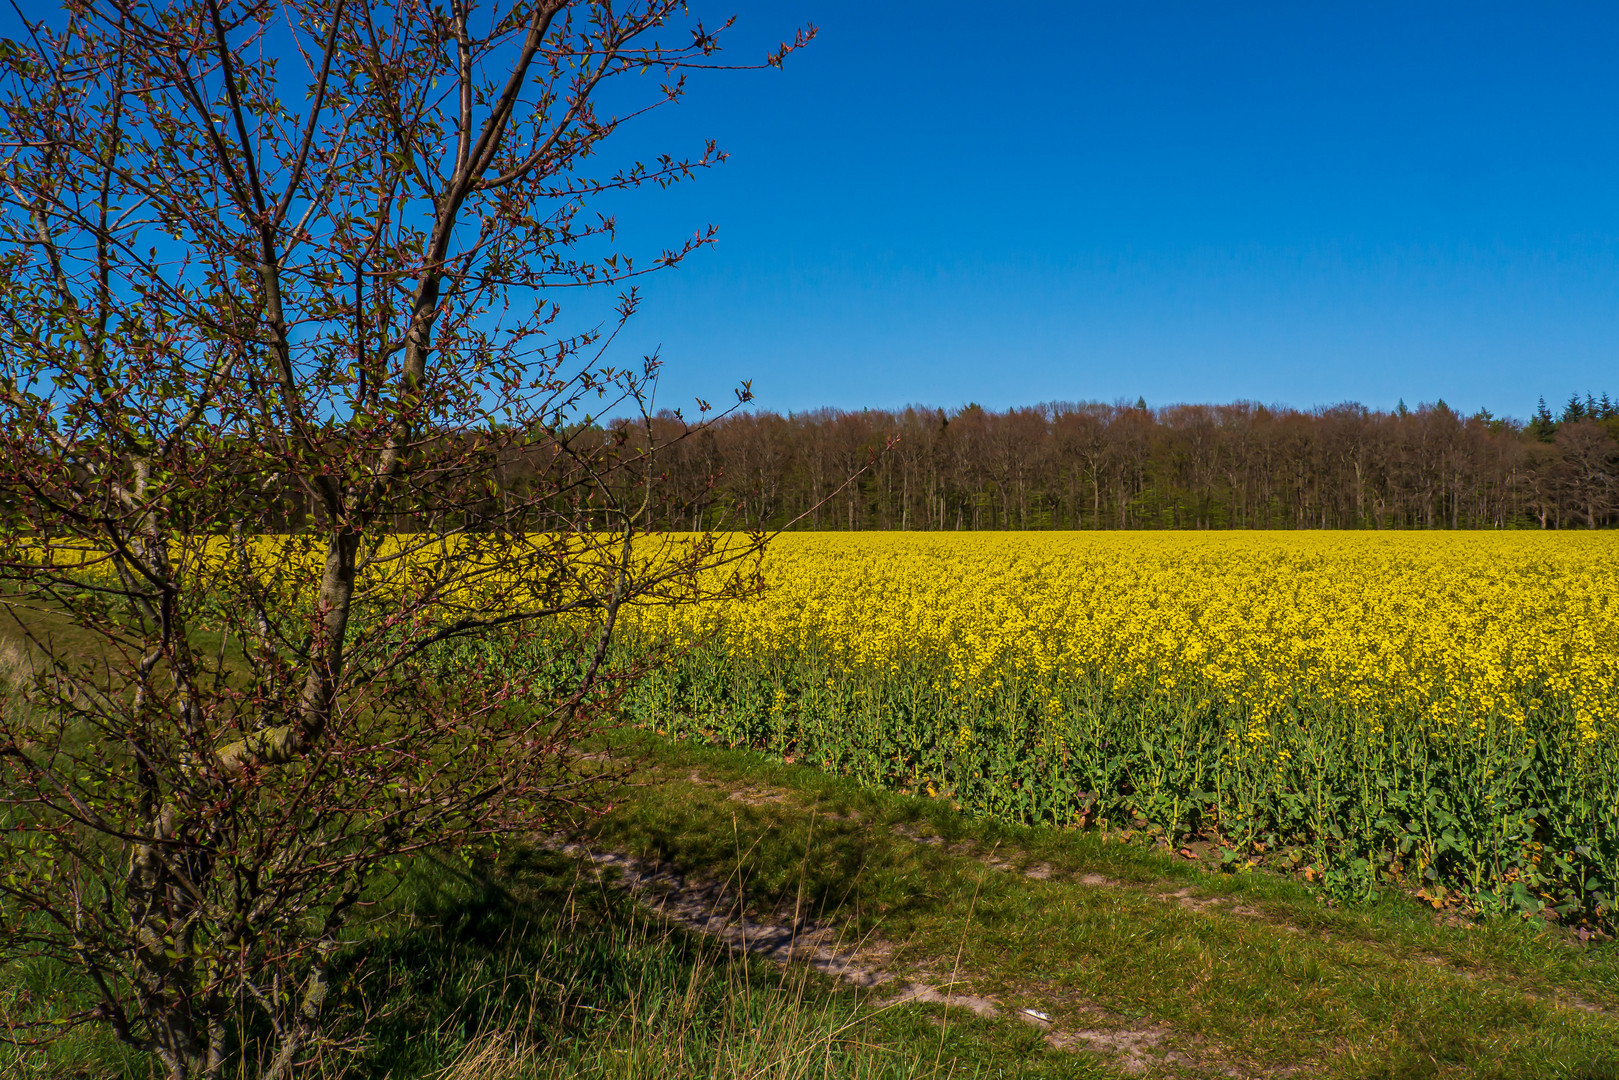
[340,845,718,1077]
[339,844,1007,1080]
[3,831,1056,1080]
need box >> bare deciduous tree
[0,1,809,1077]
[610,398,1618,533]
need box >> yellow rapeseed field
[31,529,1619,755]
[631,531,1619,744]
[622,532,1619,921]
[23,526,1615,917]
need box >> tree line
[618,393,1619,531]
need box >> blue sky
[10,2,1616,420]
[598,1,1619,420]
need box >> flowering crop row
[614,532,1619,924]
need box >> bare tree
[1556,420,1619,528]
[618,399,1595,533]
[0,2,809,1077]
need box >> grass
[338,845,1090,1080]
[572,729,1619,1080]
[0,806,1096,1079]
[6,726,1619,1079]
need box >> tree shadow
[333,843,752,1078]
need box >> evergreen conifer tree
[1531,396,1559,442]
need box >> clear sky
[598,1,1619,420]
[10,2,1617,420]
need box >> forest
[207,393,1619,535]
[621,392,1619,531]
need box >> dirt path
[562,835,1286,1078]
[564,748,1619,1080]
